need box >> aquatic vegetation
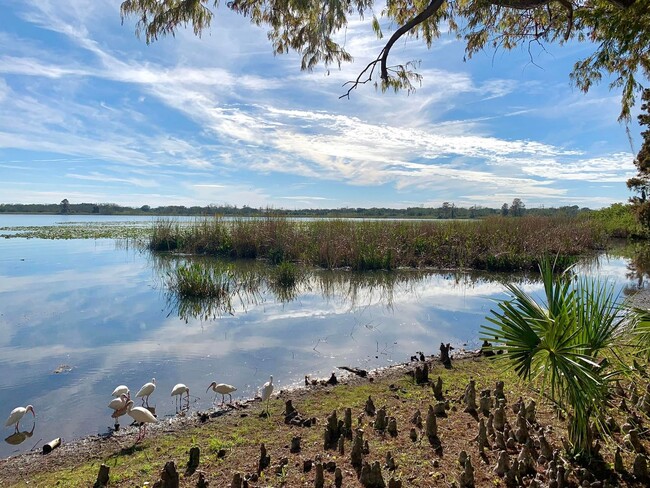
[167,261,236,299]
[0,222,155,240]
[149,216,603,272]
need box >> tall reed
[150,216,603,271]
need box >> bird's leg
[221,394,225,406]
[14,423,19,433]
[228,393,233,404]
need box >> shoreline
[1,350,647,487]
[0,352,476,471]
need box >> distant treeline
[0,201,594,219]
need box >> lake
[0,215,643,458]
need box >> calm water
[0,215,643,458]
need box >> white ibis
[206,382,237,405]
[5,405,35,433]
[260,376,274,415]
[125,400,157,442]
[171,383,190,409]
[135,378,156,406]
[111,385,130,398]
[108,394,130,412]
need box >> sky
[0,0,643,210]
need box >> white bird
[260,376,274,416]
[108,394,130,412]
[135,378,156,406]
[5,405,35,433]
[125,401,157,442]
[206,382,237,405]
[111,385,130,398]
[171,383,190,409]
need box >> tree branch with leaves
[120,0,648,121]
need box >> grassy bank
[150,216,603,271]
[1,355,647,487]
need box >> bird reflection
[4,423,35,446]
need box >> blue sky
[0,0,642,209]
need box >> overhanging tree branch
[380,0,444,82]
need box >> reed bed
[150,216,603,271]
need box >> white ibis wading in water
[171,383,190,409]
[206,382,237,405]
[5,405,35,433]
[135,378,156,406]
[260,376,274,416]
[125,400,157,442]
[111,385,130,398]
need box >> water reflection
[0,238,641,459]
[4,423,35,446]
[155,253,532,323]
[622,244,650,295]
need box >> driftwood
[42,437,62,455]
[93,464,110,488]
[338,366,368,377]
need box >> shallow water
[0,216,644,458]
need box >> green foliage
[627,89,650,231]
[586,203,642,238]
[120,0,649,119]
[629,307,650,360]
[481,259,628,455]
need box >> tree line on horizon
[0,199,593,219]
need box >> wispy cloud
[0,0,637,208]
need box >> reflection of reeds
[157,251,549,322]
[150,216,602,272]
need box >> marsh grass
[167,261,235,299]
[150,215,602,271]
